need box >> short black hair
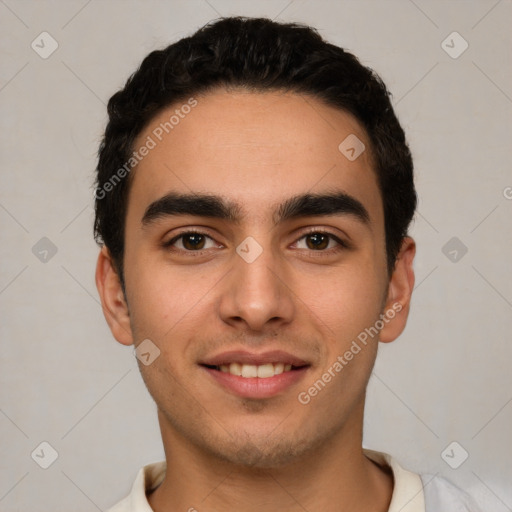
[93,16,416,294]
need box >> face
[96,89,415,468]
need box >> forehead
[127,89,382,224]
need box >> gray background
[1,0,511,510]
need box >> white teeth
[218,363,297,378]
[229,362,242,376]
[241,364,258,378]
[257,364,275,378]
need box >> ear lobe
[379,237,416,344]
[95,246,134,346]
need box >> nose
[218,242,295,333]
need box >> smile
[210,362,295,378]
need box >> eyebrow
[141,190,370,228]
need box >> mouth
[202,362,305,378]
[199,350,311,399]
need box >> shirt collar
[117,449,425,512]
[364,449,425,512]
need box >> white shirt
[106,449,482,512]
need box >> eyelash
[162,228,350,256]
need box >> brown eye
[181,233,206,250]
[305,233,330,250]
[164,232,217,252]
[295,231,345,252]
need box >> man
[94,16,481,512]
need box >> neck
[147,404,393,512]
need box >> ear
[95,246,134,346]
[379,237,416,343]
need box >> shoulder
[105,495,132,512]
[363,448,483,512]
[420,473,483,512]
[104,460,166,512]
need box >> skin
[96,89,415,512]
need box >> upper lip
[200,350,309,367]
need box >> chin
[196,419,327,470]
[215,436,310,469]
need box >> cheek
[125,259,221,343]
[295,260,386,343]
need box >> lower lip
[202,366,309,399]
